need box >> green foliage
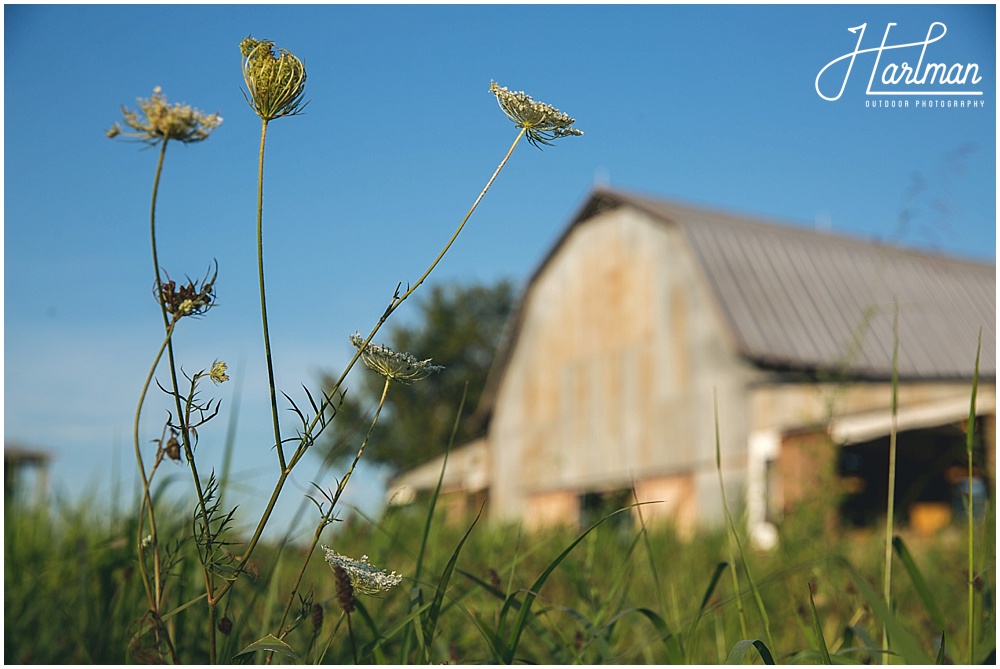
[6,495,993,664]
[321,280,516,474]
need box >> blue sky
[4,4,996,536]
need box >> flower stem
[146,135,218,663]
[882,305,899,663]
[292,127,529,463]
[274,379,392,642]
[213,128,526,606]
[256,117,286,471]
[133,331,170,611]
[393,127,526,309]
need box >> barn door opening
[838,420,989,532]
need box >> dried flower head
[164,434,181,462]
[489,81,583,148]
[240,37,308,121]
[349,332,444,384]
[332,564,356,614]
[209,360,229,385]
[310,603,325,631]
[217,616,233,636]
[109,86,222,145]
[322,547,402,596]
[157,264,217,321]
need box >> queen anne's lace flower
[349,332,444,384]
[108,86,222,145]
[322,547,402,596]
[240,37,308,120]
[489,81,583,148]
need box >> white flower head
[110,86,222,145]
[489,80,583,148]
[349,332,444,384]
[322,547,402,596]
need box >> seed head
[322,547,402,596]
[109,86,222,146]
[217,616,233,636]
[157,264,218,322]
[332,564,356,613]
[489,81,583,148]
[349,332,444,384]
[310,603,325,631]
[164,434,181,462]
[240,37,308,120]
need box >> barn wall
[489,208,757,527]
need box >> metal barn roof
[572,187,996,380]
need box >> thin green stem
[132,325,179,663]
[393,127,526,309]
[146,135,218,663]
[347,611,358,664]
[256,117,286,471]
[714,390,748,640]
[290,127,528,471]
[882,305,899,663]
[214,129,526,607]
[275,378,392,642]
[965,330,981,664]
[140,140,187,663]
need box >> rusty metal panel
[489,207,754,523]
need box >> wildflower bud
[217,616,233,636]
[156,264,218,320]
[209,360,229,385]
[310,603,324,632]
[177,299,195,316]
[240,36,308,121]
[165,435,181,462]
[333,564,356,614]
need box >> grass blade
[892,536,946,632]
[725,638,775,664]
[685,560,728,657]
[965,329,981,664]
[500,506,632,663]
[807,582,832,664]
[421,504,483,661]
[232,634,300,662]
[833,556,930,664]
[402,383,468,661]
[714,390,772,646]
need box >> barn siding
[490,208,757,527]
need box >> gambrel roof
[483,187,994,410]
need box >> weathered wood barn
[388,187,996,543]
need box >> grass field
[4,489,994,664]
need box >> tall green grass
[6,484,991,664]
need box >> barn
[388,187,995,544]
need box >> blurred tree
[320,279,516,474]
